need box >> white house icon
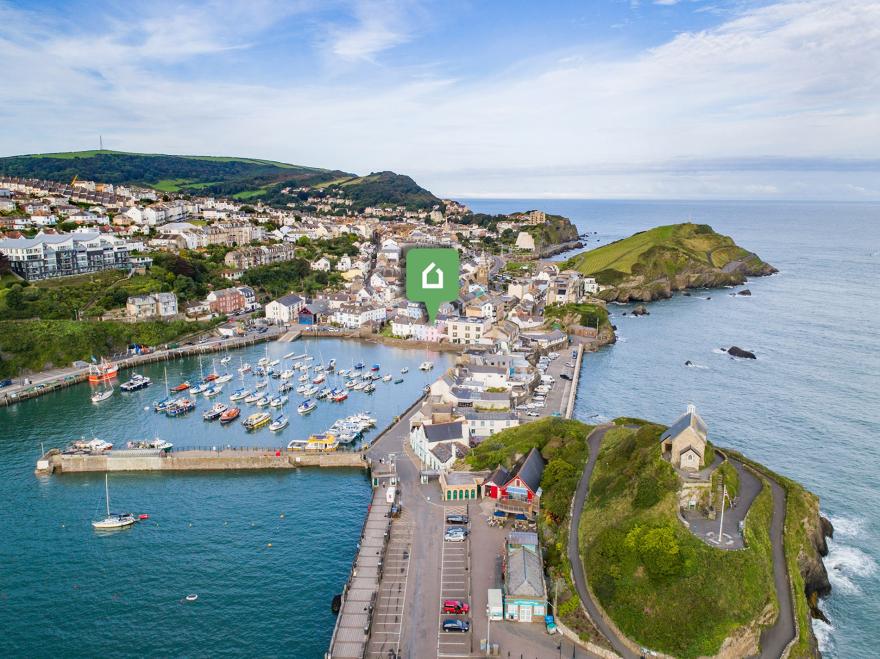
[422,262,444,289]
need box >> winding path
[567,426,797,659]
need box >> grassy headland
[562,223,776,302]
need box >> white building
[265,293,305,323]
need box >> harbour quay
[36,446,368,474]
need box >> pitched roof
[487,465,509,486]
[506,546,545,598]
[429,441,469,464]
[506,447,544,493]
[659,407,708,443]
[275,293,304,307]
[424,420,466,443]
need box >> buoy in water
[267,543,273,548]
[138,514,149,520]
[185,594,198,602]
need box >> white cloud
[0,0,878,199]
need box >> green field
[580,422,776,658]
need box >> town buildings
[0,231,130,280]
[265,293,305,323]
[125,292,179,320]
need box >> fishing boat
[420,361,434,371]
[382,374,392,382]
[312,373,326,385]
[92,475,136,530]
[166,398,195,417]
[203,385,223,397]
[297,399,317,415]
[220,407,241,424]
[400,367,409,374]
[242,411,271,430]
[125,438,173,452]
[393,378,404,384]
[255,379,269,390]
[229,387,250,401]
[66,437,113,454]
[269,395,288,408]
[330,389,348,402]
[172,381,191,392]
[354,362,366,370]
[371,364,380,371]
[88,358,118,383]
[317,387,332,399]
[120,374,151,391]
[269,414,289,432]
[203,402,228,420]
[91,388,114,403]
[363,383,376,393]
[215,373,233,384]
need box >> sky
[0,0,878,200]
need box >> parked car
[559,373,572,381]
[0,379,13,388]
[527,411,540,417]
[442,619,470,632]
[442,600,470,614]
[445,514,469,525]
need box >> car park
[442,600,470,614]
[527,411,540,417]
[442,619,470,632]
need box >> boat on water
[283,351,296,360]
[172,381,191,392]
[203,402,228,420]
[279,381,293,394]
[312,373,326,385]
[91,388,114,403]
[337,368,350,377]
[328,359,336,370]
[330,389,348,402]
[297,399,317,415]
[295,383,308,394]
[203,385,223,397]
[401,367,409,374]
[255,379,269,390]
[394,378,404,384]
[88,358,118,383]
[352,381,366,391]
[215,373,233,383]
[303,355,314,363]
[370,373,382,381]
[371,364,380,371]
[120,374,151,392]
[230,388,251,401]
[92,474,136,531]
[288,433,338,452]
[303,385,318,397]
[220,407,241,424]
[166,398,195,417]
[190,382,209,395]
[65,437,113,454]
[280,369,294,380]
[290,353,308,361]
[420,361,434,371]
[269,414,289,432]
[313,364,324,373]
[126,438,173,451]
[256,396,271,407]
[269,395,288,408]
[317,387,332,399]
[269,359,280,367]
[344,379,358,389]
[258,357,270,367]
[238,362,252,374]
[220,355,232,365]
[242,411,271,430]
[364,383,376,393]
[153,396,177,413]
[354,362,366,370]
[203,373,218,383]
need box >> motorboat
[220,407,241,424]
[256,396,271,407]
[230,388,250,402]
[297,399,317,415]
[91,388,114,403]
[120,374,151,392]
[298,374,309,383]
[166,398,195,417]
[255,379,269,390]
[279,382,293,394]
[215,373,233,384]
[269,395,288,408]
[243,412,271,430]
[370,373,381,381]
[238,362,252,374]
[269,414,289,432]
[337,368,350,377]
[382,374,392,382]
[190,382,209,395]
[317,387,332,399]
[280,370,294,380]
[220,355,232,365]
[244,392,261,404]
[400,367,409,374]
[295,383,308,394]
[258,357,270,367]
[125,438,173,452]
[363,383,376,393]
[393,378,404,384]
[67,437,113,453]
[420,361,434,371]
[330,389,348,402]
[303,386,319,397]
[203,385,223,397]
[352,381,366,391]
[203,402,228,420]
[303,356,314,363]
[371,364,380,371]
[313,364,324,372]
[203,373,218,382]
[92,475,136,531]
[328,359,336,370]
[354,362,365,370]
[269,359,280,367]
[172,381,191,392]
[344,379,358,389]
[312,373,326,385]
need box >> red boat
[88,359,118,383]
[204,374,218,382]
[172,381,190,392]
[220,407,241,424]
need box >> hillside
[525,213,580,256]
[561,223,776,302]
[0,150,441,210]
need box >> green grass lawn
[580,423,776,658]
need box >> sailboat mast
[105,474,110,516]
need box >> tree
[5,284,23,310]
[0,252,11,275]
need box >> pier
[36,446,367,474]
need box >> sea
[0,339,452,658]
[1,201,877,657]
[467,198,880,658]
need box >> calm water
[468,199,880,658]
[0,339,451,657]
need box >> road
[567,424,638,659]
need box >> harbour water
[0,338,451,657]
[468,198,880,658]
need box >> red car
[442,600,470,614]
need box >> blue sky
[1,0,878,200]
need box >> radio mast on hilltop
[99,135,104,151]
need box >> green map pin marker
[406,248,460,323]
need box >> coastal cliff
[561,223,776,302]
